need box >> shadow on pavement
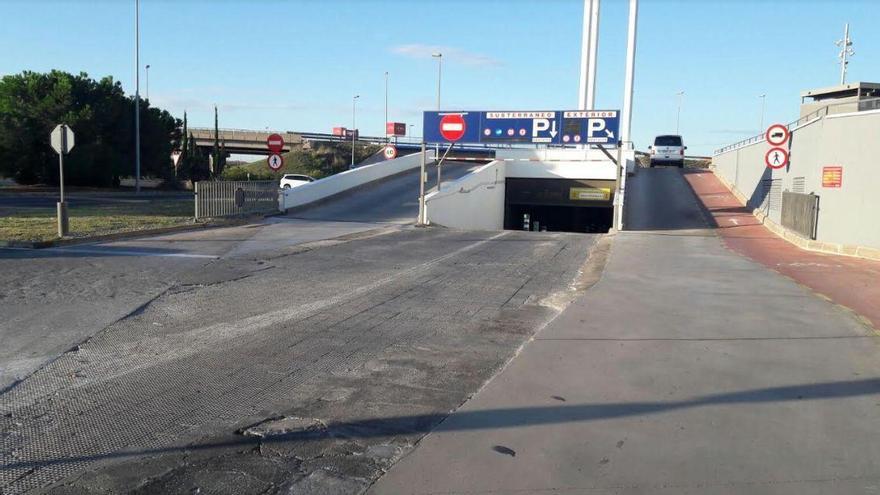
[6,377,879,472]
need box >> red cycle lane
[683,169,880,331]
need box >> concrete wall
[280,151,435,210]
[498,148,636,176]
[713,109,880,251]
[424,160,506,230]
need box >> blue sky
[1,0,875,155]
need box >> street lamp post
[134,0,141,193]
[758,94,766,133]
[675,91,684,135]
[351,95,360,169]
[145,64,150,101]
[384,71,389,144]
[431,52,442,181]
[432,52,442,111]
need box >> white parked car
[648,135,687,168]
[279,174,315,189]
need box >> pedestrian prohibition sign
[268,153,284,171]
[439,114,466,142]
[765,147,789,169]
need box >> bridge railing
[714,97,880,155]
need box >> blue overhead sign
[423,110,620,146]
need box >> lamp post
[145,64,150,100]
[758,94,766,133]
[351,95,359,169]
[384,71,389,143]
[431,52,443,159]
[675,90,684,135]
[134,0,141,193]
[432,52,442,110]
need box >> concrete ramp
[280,151,435,212]
[285,160,478,224]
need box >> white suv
[648,135,686,168]
[279,174,315,189]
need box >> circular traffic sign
[383,145,398,160]
[267,153,284,171]
[439,114,466,142]
[765,124,790,147]
[765,147,789,169]
[267,133,284,153]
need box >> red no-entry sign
[267,133,284,153]
[439,114,466,142]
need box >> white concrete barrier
[425,160,506,230]
[280,151,435,211]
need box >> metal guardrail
[194,180,279,220]
[714,97,880,155]
[781,191,819,240]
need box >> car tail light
[680,148,685,156]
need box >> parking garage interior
[503,178,615,233]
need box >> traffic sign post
[763,124,790,170]
[50,124,75,237]
[267,133,284,154]
[765,147,789,169]
[267,154,284,171]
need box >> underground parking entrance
[503,178,615,233]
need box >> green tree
[0,70,180,187]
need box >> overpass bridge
[188,127,527,156]
[188,127,391,155]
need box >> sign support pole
[436,142,455,192]
[418,142,427,225]
[57,152,68,237]
[612,142,623,232]
[57,125,69,237]
[616,141,628,231]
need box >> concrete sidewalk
[369,169,880,494]
[684,169,880,331]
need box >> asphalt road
[0,165,472,389]
[0,165,599,494]
[370,167,880,494]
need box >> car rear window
[654,136,683,146]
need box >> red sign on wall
[386,122,407,136]
[822,166,843,188]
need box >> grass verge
[0,201,194,242]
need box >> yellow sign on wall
[569,187,611,201]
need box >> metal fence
[194,181,280,220]
[714,97,880,155]
[781,191,820,240]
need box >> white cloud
[390,44,502,68]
